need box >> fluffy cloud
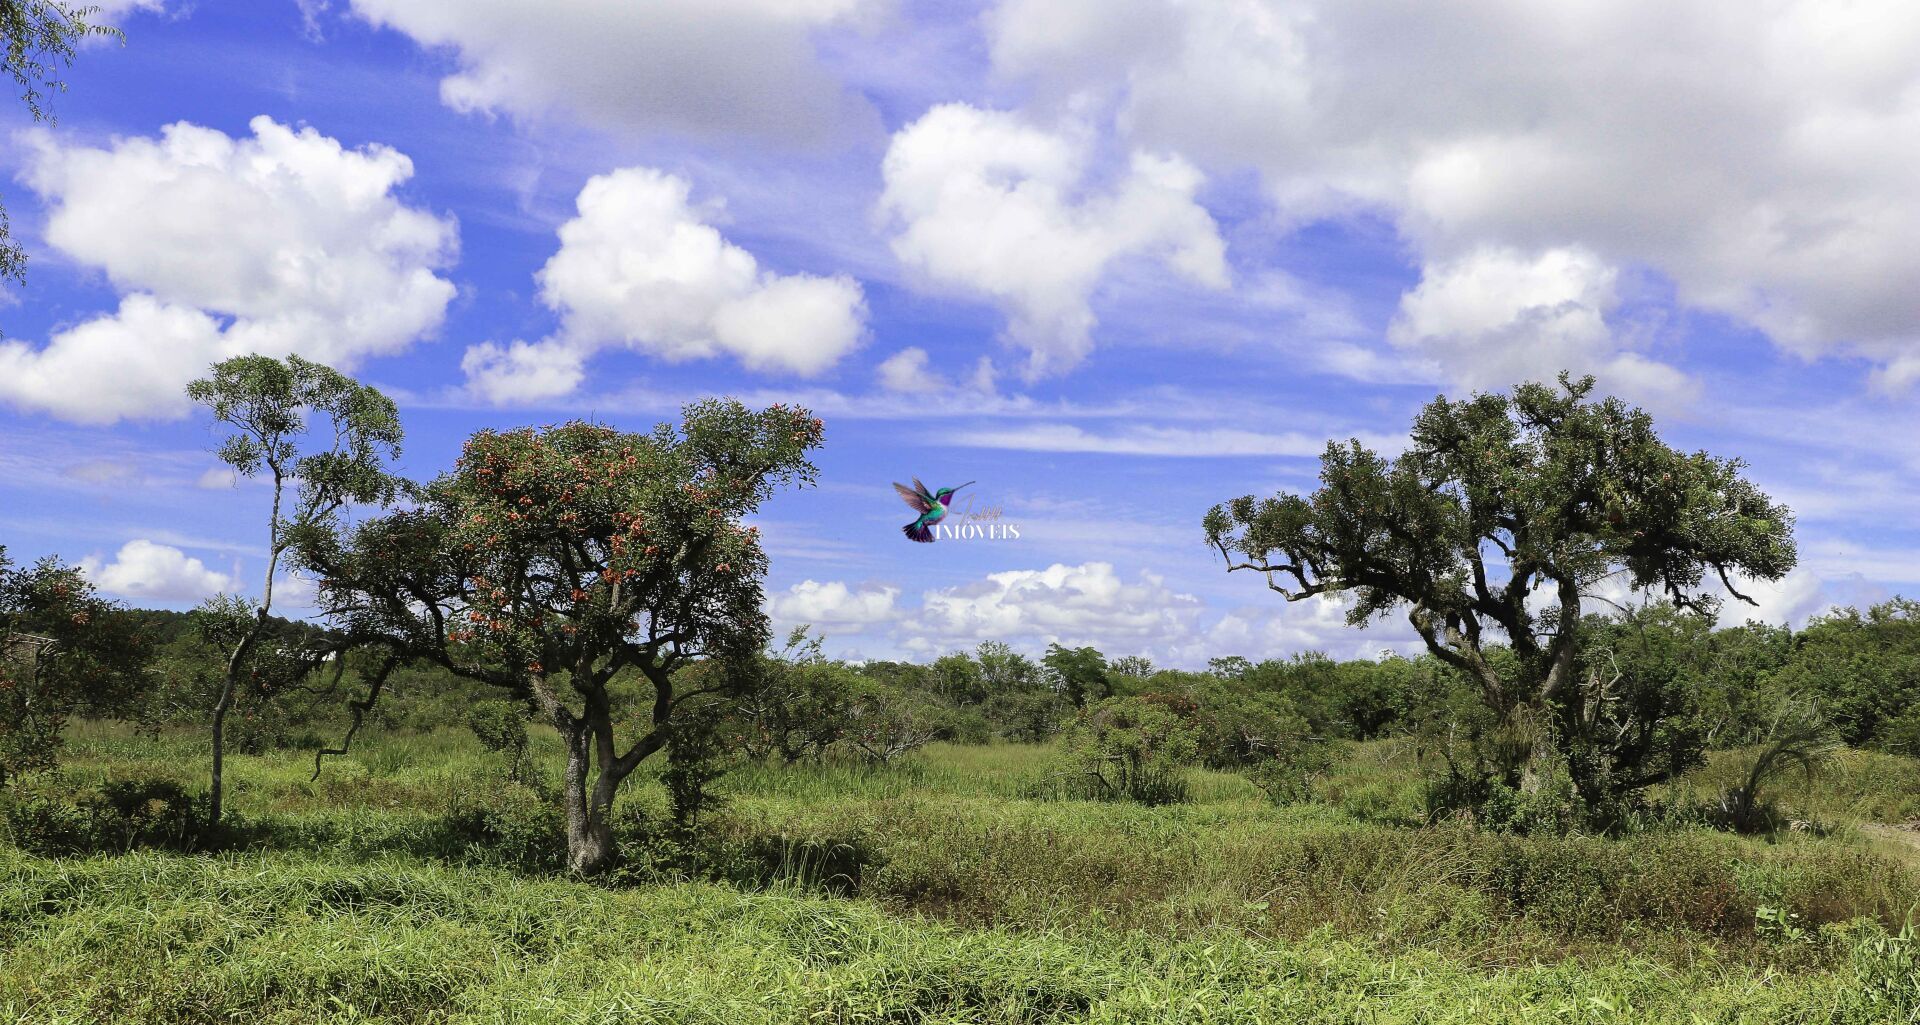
[0,297,225,425]
[905,561,1204,655]
[196,467,237,490]
[986,0,1920,386]
[1188,595,1415,664]
[785,560,1430,664]
[875,347,943,393]
[347,0,880,143]
[465,168,867,403]
[1390,246,1697,408]
[3,116,456,423]
[767,579,900,629]
[81,540,235,602]
[879,103,1228,377]
[1715,570,1833,629]
[873,346,997,395]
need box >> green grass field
[8,725,1920,1022]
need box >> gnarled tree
[293,400,822,874]
[1204,375,1795,795]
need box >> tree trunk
[1516,734,1557,795]
[1512,698,1558,795]
[213,470,282,830]
[559,720,619,875]
[209,680,230,826]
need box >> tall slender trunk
[212,470,281,829]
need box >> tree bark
[557,709,641,876]
[559,721,615,874]
[212,471,283,829]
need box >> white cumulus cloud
[3,116,456,423]
[346,0,882,144]
[879,103,1228,377]
[1390,246,1697,408]
[767,579,900,630]
[464,168,867,403]
[81,540,235,603]
[986,0,1920,387]
[904,561,1203,654]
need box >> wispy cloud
[949,422,1404,457]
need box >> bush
[1044,695,1199,805]
[0,775,201,855]
[464,699,533,784]
[435,785,568,873]
[1246,738,1343,805]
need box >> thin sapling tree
[187,354,403,826]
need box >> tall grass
[22,723,1920,970]
[5,851,1920,1024]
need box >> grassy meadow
[8,722,1920,1023]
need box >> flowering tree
[294,399,822,873]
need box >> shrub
[436,785,567,873]
[464,699,533,784]
[0,774,201,855]
[1045,695,1199,805]
[1246,738,1344,805]
[1714,697,1841,833]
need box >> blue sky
[2,0,1918,666]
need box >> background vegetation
[6,361,1920,1022]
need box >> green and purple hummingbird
[893,478,973,543]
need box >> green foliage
[737,629,866,761]
[1049,695,1199,805]
[10,851,1920,1023]
[189,354,405,505]
[1244,735,1343,806]
[1771,599,1920,749]
[1554,604,1716,824]
[1208,375,1796,819]
[1041,642,1108,708]
[437,783,568,874]
[295,399,823,873]
[0,774,200,855]
[188,354,406,825]
[1715,697,1842,833]
[0,548,152,782]
[464,699,533,784]
[661,670,749,850]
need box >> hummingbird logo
[893,478,973,543]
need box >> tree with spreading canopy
[291,399,822,874]
[1203,375,1795,801]
[188,354,404,826]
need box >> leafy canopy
[1204,374,1796,712]
[294,398,823,743]
[188,354,405,523]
